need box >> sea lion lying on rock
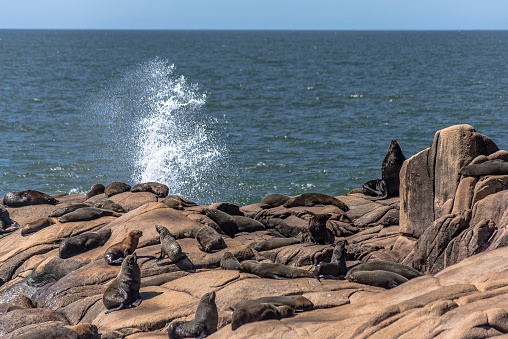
[231,295,314,312]
[261,194,292,207]
[220,251,240,270]
[92,200,125,213]
[205,208,239,237]
[238,261,315,279]
[315,240,348,281]
[3,190,58,206]
[103,253,141,313]
[231,303,294,331]
[49,203,90,217]
[59,228,112,259]
[21,217,58,236]
[163,195,198,210]
[27,256,90,287]
[252,237,301,251]
[283,193,349,211]
[131,181,169,198]
[0,204,20,233]
[167,291,218,339]
[347,269,408,289]
[85,183,105,200]
[104,230,143,265]
[185,226,226,253]
[59,207,121,223]
[104,181,131,198]
[460,160,508,177]
[346,260,422,280]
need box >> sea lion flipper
[132,298,142,307]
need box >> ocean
[0,30,507,205]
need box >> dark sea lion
[103,252,141,313]
[155,225,182,265]
[59,228,112,259]
[0,204,20,233]
[27,256,89,287]
[362,179,388,200]
[59,207,121,223]
[131,181,169,198]
[3,190,58,207]
[231,303,294,330]
[195,226,226,253]
[163,195,198,210]
[283,193,349,212]
[205,208,239,237]
[253,237,301,251]
[85,183,105,200]
[261,194,292,207]
[306,213,332,245]
[104,181,131,198]
[231,215,265,233]
[238,261,314,279]
[104,230,143,265]
[460,160,508,177]
[21,217,58,236]
[231,295,314,312]
[220,251,240,270]
[347,269,408,289]
[167,291,218,339]
[48,203,90,217]
[92,200,125,213]
[345,260,422,280]
[315,240,348,281]
[382,140,406,197]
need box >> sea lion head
[129,230,143,239]
[155,225,171,237]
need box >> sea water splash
[95,58,227,203]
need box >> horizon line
[1,28,508,32]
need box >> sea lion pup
[163,195,198,210]
[85,183,105,200]
[59,207,121,223]
[283,193,349,212]
[104,181,131,198]
[59,228,112,259]
[231,295,314,312]
[253,237,302,251]
[3,189,58,207]
[92,200,125,213]
[460,160,508,177]
[231,303,294,330]
[347,269,408,289]
[21,217,58,236]
[220,251,240,270]
[185,226,226,253]
[205,208,239,237]
[155,225,183,265]
[131,182,169,198]
[48,203,90,217]
[103,252,141,314]
[0,204,20,233]
[238,261,314,279]
[345,260,422,280]
[261,193,292,207]
[306,213,332,246]
[167,291,218,339]
[315,240,348,281]
[104,230,143,265]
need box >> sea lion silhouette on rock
[261,194,292,207]
[238,261,314,279]
[3,190,58,206]
[59,228,112,259]
[85,183,105,200]
[0,205,20,233]
[185,226,226,253]
[315,240,348,281]
[460,160,508,177]
[104,182,131,198]
[231,303,294,331]
[104,230,143,265]
[283,193,349,211]
[155,225,183,265]
[167,291,218,339]
[103,253,141,313]
[131,182,169,198]
[59,207,121,223]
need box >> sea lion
[48,203,90,217]
[92,200,125,213]
[59,207,121,223]
[131,182,169,198]
[238,261,314,279]
[103,253,141,313]
[85,183,105,200]
[231,215,266,233]
[252,237,301,251]
[220,251,240,270]
[205,208,239,237]
[59,228,112,259]
[381,140,406,197]
[347,269,408,289]
[3,190,58,207]
[231,303,294,330]
[306,213,332,245]
[185,226,226,253]
[231,295,314,312]
[104,181,131,198]
[315,240,348,280]
[345,260,422,280]
[21,217,58,236]
[460,160,508,177]
[283,193,349,211]
[0,204,20,233]
[167,291,218,339]
[155,225,182,265]
[104,230,143,265]
[261,194,292,207]
[27,256,89,287]
[163,195,198,210]
[362,179,388,200]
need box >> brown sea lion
[27,256,89,287]
[85,183,105,200]
[261,194,292,207]
[92,200,125,213]
[163,195,198,210]
[345,260,422,280]
[347,269,408,289]
[220,251,240,270]
[59,228,112,259]
[252,237,301,251]
[131,182,169,198]
[231,303,294,330]
[205,208,239,237]
[21,217,58,236]
[460,160,508,177]
[237,261,314,279]
[167,291,218,339]
[104,181,131,198]
[3,190,58,207]
[185,226,226,253]
[104,230,143,265]
[231,295,314,312]
[231,215,266,233]
[315,240,348,281]
[0,204,20,233]
[48,203,90,217]
[306,213,332,245]
[59,207,121,223]
[155,225,183,265]
[103,253,141,313]
[283,193,349,211]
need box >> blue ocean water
[0,30,507,205]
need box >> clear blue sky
[1,0,507,30]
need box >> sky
[1,0,507,30]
